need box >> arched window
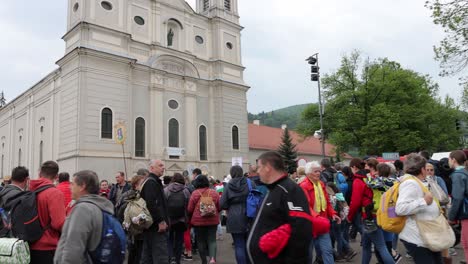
[199,125,207,161]
[39,141,43,166]
[101,108,113,139]
[232,125,239,150]
[169,118,179,148]
[135,117,145,157]
[18,149,22,166]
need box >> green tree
[277,127,298,174]
[298,51,462,155]
[425,0,468,79]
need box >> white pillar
[184,81,197,161]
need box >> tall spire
[0,91,6,108]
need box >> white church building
[0,0,249,180]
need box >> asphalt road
[185,229,466,264]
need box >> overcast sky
[0,0,463,114]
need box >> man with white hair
[299,161,349,264]
[140,159,169,264]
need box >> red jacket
[347,171,373,222]
[299,178,336,219]
[29,178,66,250]
[56,181,72,208]
[188,188,220,227]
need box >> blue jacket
[336,172,348,197]
[448,168,468,221]
[435,176,448,195]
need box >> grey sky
[0,0,463,114]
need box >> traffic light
[306,55,319,82]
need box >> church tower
[197,0,239,24]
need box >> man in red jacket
[29,161,66,264]
[56,172,72,208]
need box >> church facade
[0,0,249,180]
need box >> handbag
[414,213,455,252]
[426,177,449,205]
[0,238,30,264]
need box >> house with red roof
[248,122,352,166]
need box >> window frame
[100,107,114,140]
[232,124,240,150]
[134,117,146,158]
[199,124,208,161]
[168,118,180,148]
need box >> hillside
[248,103,314,129]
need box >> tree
[298,51,462,155]
[425,0,468,78]
[277,127,298,174]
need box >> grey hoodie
[0,184,23,210]
[54,194,114,264]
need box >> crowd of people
[0,149,467,264]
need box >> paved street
[185,229,466,264]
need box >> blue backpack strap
[247,178,252,191]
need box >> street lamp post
[306,54,326,159]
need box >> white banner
[166,147,186,156]
[232,157,243,167]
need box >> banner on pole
[114,122,127,145]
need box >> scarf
[312,180,327,213]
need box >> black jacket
[247,175,312,264]
[140,174,169,230]
[0,184,23,210]
[109,182,131,206]
[220,177,253,234]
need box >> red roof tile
[248,124,350,158]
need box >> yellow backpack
[376,175,427,233]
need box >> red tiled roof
[248,124,351,158]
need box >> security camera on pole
[306,54,326,158]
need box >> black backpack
[167,190,186,220]
[9,185,53,242]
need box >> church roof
[248,123,351,159]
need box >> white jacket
[395,176,440,246]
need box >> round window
[134,16,145,25]
[168,100,179,110]
[195,36,204,44]
[101,1,113,11]
[226,42,233,50]
[73,3,79,12]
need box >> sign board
[166,147,186,156]
[114,122,127,145]
[232,157,243,167]
[382,152,400,161]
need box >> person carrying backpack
[164,173,191,264]
[188,175,220,264]
[347,158,394,264]
[220,166,253,264]
[320,158,337,183]
[54,170,126,264]
[28,161,66,264]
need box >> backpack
[122,195,153,236]
[88,206,127,264]
[376,176,426,233]
[9,185,53,242]
[197,190,216,217]
[167,189,186,221]
[246,179,264,219]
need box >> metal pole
[317,75,326,159]
[121,144,128,181]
